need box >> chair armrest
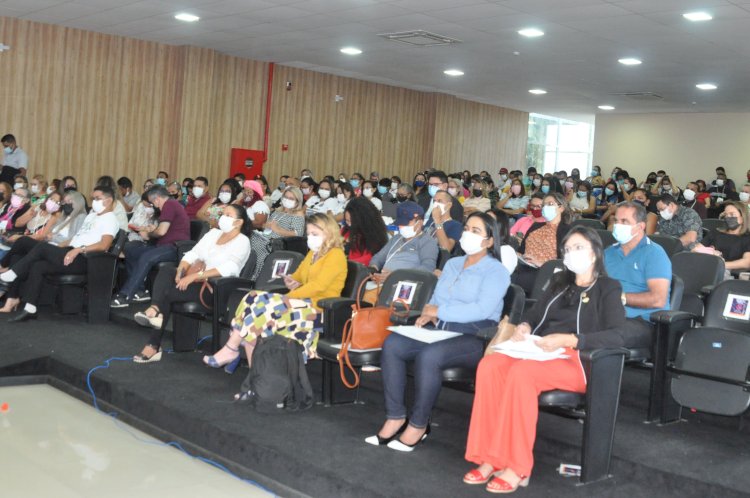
[580,347,627,403]
[255,283,288,294]
[649,310,696,325]
[579,347,628,364]
[175,240,197,260]
[391,309,421,326]
[476,326,498,342]
[318,297,357,312]
[700,284,715,297]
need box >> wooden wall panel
[432,94,528,174]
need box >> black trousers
[1,236,41,268]
[621,317,655,350]
[8,242,87,305]
[148,266,207,347]
[0,165,20,185]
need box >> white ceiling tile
[292,0,379,14]
[357,12,446,31]
[388,0,487,13]
[419,3,521,22]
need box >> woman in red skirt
[464,226,627,493]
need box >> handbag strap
[338,316,360,389]
[199,280,213,309]
[355,274,376,309]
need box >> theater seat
[571,218,605,230]
[671,252,725,319]
[650,234,683,258]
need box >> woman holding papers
[464,226,626,493]
[366,212,510,452]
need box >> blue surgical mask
[414,180,425,187]
[377,185,388,195]
[349,179,360,188]
[605,187,614,197]
[156,178,166,186]
[3,147,12,154]
[542,205,558,222]
[427,185,439,197]
[577,191,587,198]
[541,185,550,194]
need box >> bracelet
[435,223,444,230]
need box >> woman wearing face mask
[427,190,464,253]
[447,178,466,204]
[126,192,158,242]
[513,193,573,293]
[342,197,388,266]
[640,172,658,190]
[496,179,529,219]
[349,172,365,196]
[131,205,251,362]
[12,175,28,192]
[205,213,346,374]
[6,191,63,241]
[650,175,680,198]
[366,212,510,452]
[28,175,48,207]
[309,179,340,216]
[510,193,545,240]
[465,226,626,493]
[568,181,596,217]
[333,183,355,223]
[462,180,491,216]
[361,180,383,212]
[240,180,270,230]
[740,184,750,215]
[680,182,707,219]
[596,180,622,223]
[528,175,543,195]
[198,180,241,228]
[300,177,318,205]
[693,201,750,271]
[0,187,31,235]
[413,173,429,208]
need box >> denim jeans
[381,321,494,428]
[119,241,177,298]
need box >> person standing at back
[0,134,28,184]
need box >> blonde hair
[282,186,305,214]
[721,201,750,234]
[306,212,344,256]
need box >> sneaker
[131,290,151,302]
[110,295,130,308]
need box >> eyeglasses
[543,202,560,207]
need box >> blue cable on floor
[86,355,276,497]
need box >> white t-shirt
[369,197,383,212]
[70,212,119,248]
[500,245,518,275]
[246,201,270,221]
[182,228,251,277]
[2,147,28,170]
[113,201,129,231]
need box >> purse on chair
[184,260,213,309]
[338,276,409,388]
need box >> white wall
[593,112,750,187]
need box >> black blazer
[521,275,627,350]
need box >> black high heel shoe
[386,423,431,452]
[364,419,409,446]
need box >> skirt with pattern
[231,290,319,360]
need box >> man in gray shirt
[655,194,703,250]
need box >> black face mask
[62,203,74,215]
[396,195,409,203]
[725,216,740,230]
[64,186,77,192]
[0,193,4,203]
[171,193,180,199]
[472,189,483,198]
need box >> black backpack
[237,334,314,413]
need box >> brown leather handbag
[338,276,409,388]
[184,260,213,309]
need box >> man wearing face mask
[368,201,438,284]
[497,168,511,194]
[0,134,28,185]
[0,185,121,322]
[184,176,211,220]
[155,171,169,187]
[117,177,141,214]
[655,194,703,250]
[604,201,672,349]
[424,171,463,228]
[680,182,707,219]
[110,186,190,307]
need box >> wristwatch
[621,292,627,306]
[435,223,444,230]
[198,270,205,280]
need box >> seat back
[670,274,684,311]
[504,283,525,325]
[377,269,438,311]
[240,250,258,279]
[254,250,304,289]
[595,229,616,248]
[281,236,309,255]
[701,218,726,233]
[529,259,565,301]
[436,249,451,270]
[572,218,605,230]
[343,261,369,301]
[702,280,750,333]
[189,220,209,242]
[671,326,750,416]
[650,234,682,258]
[110,230,128,255]
[671,252,725,316]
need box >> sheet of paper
[492,335,568,361]
[387,326,462,344]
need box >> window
[527,114,593,175]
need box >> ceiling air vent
[610,92,664,101]
[378,30,461,47]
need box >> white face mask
[218,192,231,204]
[337,193,346,203]
[435,202,449,216]
[31,185,39,194]
[740,192,750,202]
[716,179,725,187]
[362,188,373,198]
[302,187,311,195]
[459,231,487,255]
[318,189,330,199]
[682,189,696,201]
[563,249,594,275]
[218,215,237,233]
[500,174,508,181]
[13,183,23,190]
[192,187,204,199]
[447,187,458,197]
[533,179,542,187]
[47,186,55,195]
[390,182,399,191]
[659,208,674,221]
[613,223,636,244]
[307,234,324,252]
[282,198,297,210]
[91,199,105,214]
[399,224,417,239]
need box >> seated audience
[462,180,491,216]
[28,175,48,207]
[198,180,241,228]
[605,201,671,349]
[361,179,383,212]
[629,188,658,235]
[509,193,544,240]
[680,182,707,219]
[241,180,270,230]
[111,186,190,307]
[0,186,119,321]
[308,179,339,216]
[655,194,703,249]
[568,181,596,217]
[205,213,346,373]
[464,226,627,492]
[0,186,31,234]
[426,190,463,253]
[693,201,750,271]
[496,178,529,218]
[366,212,510,451]
[184,176,211,220]
[131,205,251,363]
[117,177,141,213]
[95,175,129,230]
[342,197,388,266]
[486,209,519,275]
[424,171,463,223]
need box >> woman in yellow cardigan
[203,212,347,372]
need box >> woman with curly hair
[342,197,388,266]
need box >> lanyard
[385,233,421,266]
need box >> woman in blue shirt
[365,212,510,452]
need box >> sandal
[134,306,163,329]
[133,346,162,363]
[463,467,502,485]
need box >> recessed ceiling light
[340,47,362,55]
[174,13,200,22]
[696,83,717,90]
[598,105,615,110]
[683,11,712,22]
[444,69,464,76]
[529,88,547,95]
[618,58,642,66]
[518,28,544,38]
